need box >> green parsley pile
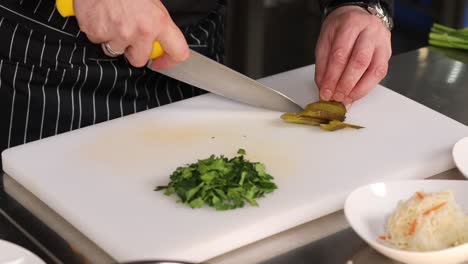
[155,149,277,210]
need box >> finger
[158,22,190,63]
[100,12,136,58]
[314,27,330,89]
[82,22,111,44]
[150,22,189,70]
[125,35,155,67]
[152,0,170,16]
[334,30,375,104]
[320,26,360,101]
[149,53,180,70]
[101,41,127,57]
[85,34,106,44]
[123,5,167,67]
[345,46,390,105]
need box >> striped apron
[0,0,225,171]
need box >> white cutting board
[2,65,468,262]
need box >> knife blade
[56,0,302,112]
[149,51,302,112]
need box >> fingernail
[321,89,332,100]
[333,92,345,102]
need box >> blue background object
[464,1,468,27]
[394,0,434,32]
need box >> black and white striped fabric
[0,0,225,170]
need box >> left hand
[314,5,392,108]
[74,0,189,69]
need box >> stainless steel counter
[382,47,468,126]
[2,47,468,264]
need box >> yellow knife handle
[56,0,74,17]
[55,0,164,59]
[150,42,164,60]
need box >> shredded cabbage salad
[380,190,468,251]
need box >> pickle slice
[305,101,346,118]
[281,113,327,126]
[281,100,363,132]
[319,120,364,131]
[301,109,346,122]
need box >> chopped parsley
[155,149,277,210]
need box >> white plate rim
[0,239,46,264]
[453,136,468,179]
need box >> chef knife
[56,0,303,112]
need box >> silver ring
[103,42,125,56]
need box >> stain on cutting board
[73,115,301,181]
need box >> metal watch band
[323,0,394,31]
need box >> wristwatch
[323,0,394,31]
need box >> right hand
[74,0,189,69]
[314,6,391,108]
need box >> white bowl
[453,136,468,179]
[0,239,46,264]
[344,180,468,264]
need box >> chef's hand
[315,6,392,108]
[74,0,189,69]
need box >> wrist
[327,5,368,16]
[322,0,393,31]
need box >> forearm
[319,0,394,17]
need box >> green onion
[429,23,468,50]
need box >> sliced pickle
[301,109,346,122]
[281,113,327,126]
[305,101,346,118]
[319,120,364,131]
[281,100,363,132]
